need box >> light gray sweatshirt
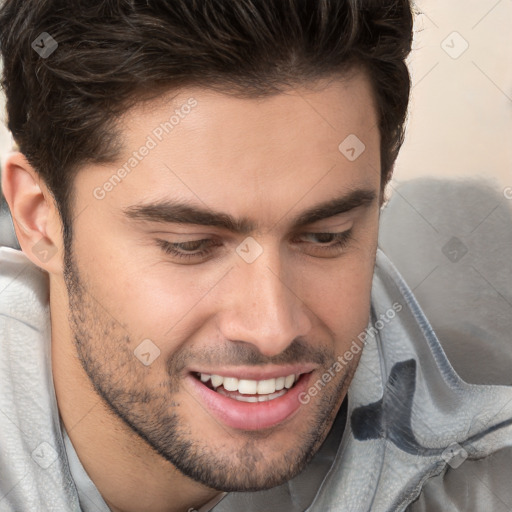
[1,245,511,512]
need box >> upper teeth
[199,373,298,394]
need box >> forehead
[77,70,381,224]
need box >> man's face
[64,71,381,491]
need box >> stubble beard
[62,248,354,491]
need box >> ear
[1,152,64,274]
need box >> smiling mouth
[193,372,306,403]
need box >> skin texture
[2,69,382,512]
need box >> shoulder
[0,246,49,329]
[379,178,512,386]
[408,447,512,512]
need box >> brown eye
[174,240,208,252]
[306,233,337,244]
[156,238,222,264]
[292,229,353,258]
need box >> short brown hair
[0,0,413,245]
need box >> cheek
[72,232,223,345]
[299,251,376,343]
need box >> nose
[216,248,313,357]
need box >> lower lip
[186,373,312,431]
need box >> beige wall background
[0,1,511,189]
[394,0,512,189]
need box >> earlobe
[1,152,63,273]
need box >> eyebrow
[123,188,377,234]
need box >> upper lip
[188,364,317,381]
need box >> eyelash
[156,238,221,262]
[293,230,353,255]
[156,229,353,263]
